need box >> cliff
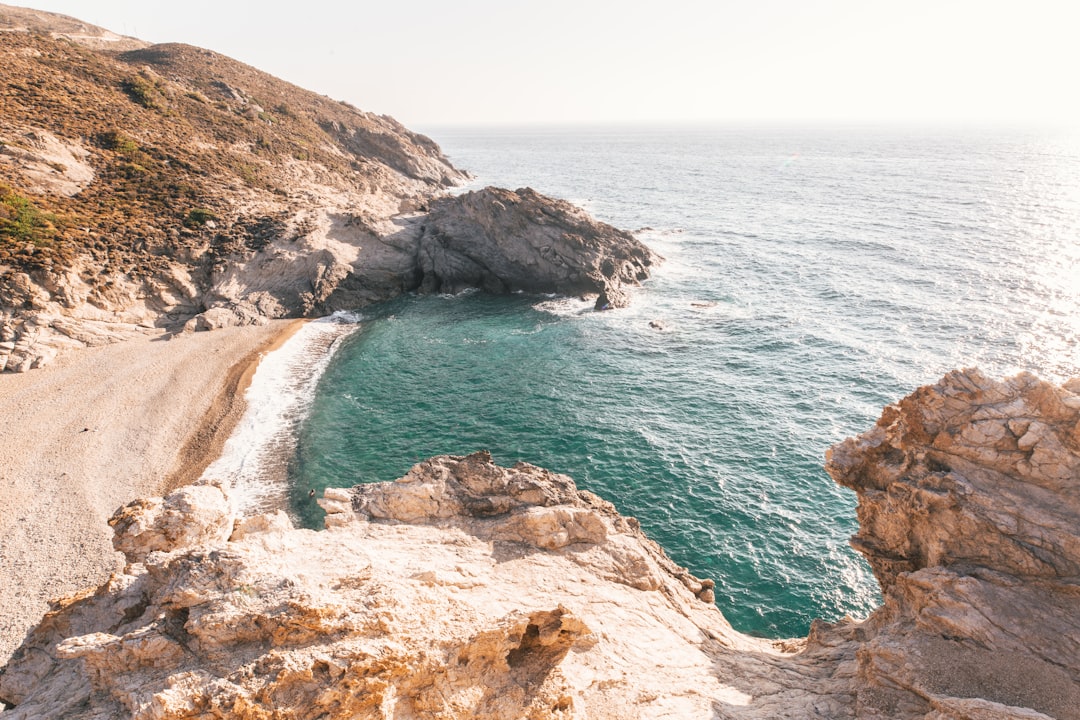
[2,370,1078,718]
[0,5,657,371]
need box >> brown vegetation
[0,27,458,286]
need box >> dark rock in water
[420,187,660,303]
[594,285,631,311]
[648,319,666,330]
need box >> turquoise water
[289,126,1080,639]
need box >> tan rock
[826,369,1080,719]
[4,373,1080,719]
[109,484,234,563]
[0,128,94,197]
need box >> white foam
[533,296,595,317]
[200,313,361,516]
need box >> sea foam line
[200,312,361,516]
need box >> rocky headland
[0,3,661,675]
[0,4,657,372]
[2,369,1078,719]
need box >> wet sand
[0,321,302,665]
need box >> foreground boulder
[3,371,1079,718]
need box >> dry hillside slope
[0,4,656,371]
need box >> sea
[202,124,1080,640]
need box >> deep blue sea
[214,125,1080,640]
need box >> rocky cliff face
[826,369,1080,719]
[3,370,1078,719]
[416,187,658,309]
[0,7,657,371]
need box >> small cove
[225,125,1078,639]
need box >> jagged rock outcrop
[8,371,1074,718]
[414,187,660,308]
[0,453,778,720]
[0,7,658,372]
[204,186,660,322]
[825,369,1080,719]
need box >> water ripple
[285,125,1080,640]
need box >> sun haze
[14,0,1080,127]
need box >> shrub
[123,76,160,109]
[118,162,149,179]
[98,130,140,155]
[0,184,62,247]
[184,208,217,228]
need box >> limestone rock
[0,128,94,197]
[826,369,1080,719]
[0,453,790,720]
[109,484,234,563]
[5,374,1079,718]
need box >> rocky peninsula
[2,369,1079,718]
[0,4,657,373]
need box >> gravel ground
[0,321,299,666]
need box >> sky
[16,0,1080,128]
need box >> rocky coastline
[0,4,657,373]
[2,369,1079,718]
[2,6,1079,720]
[0,3,660,679]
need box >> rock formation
[3,370,1079,718]
[825,368,1080,719]
[0,6,657,371]
[416,187,658,309]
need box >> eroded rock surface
[4,371,1077,718]
[826,369,1080,719]
[0,453,790,720]
[416,187,660,308]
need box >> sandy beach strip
[0,320,302,666]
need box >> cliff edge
[0,5,657,371]
[2,370,1078,718]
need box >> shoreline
[198,314,363,517]
[164,318,307,492]
[0,319,301,666]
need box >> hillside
[0,5,655,371]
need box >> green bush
[123,76,160,109]
[98,130,140,155]
[118,162,149,179]
[0,184,62,247]
[184,208,217,227]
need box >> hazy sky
[18,0,1080,127]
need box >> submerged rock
[3,371,1079,718]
